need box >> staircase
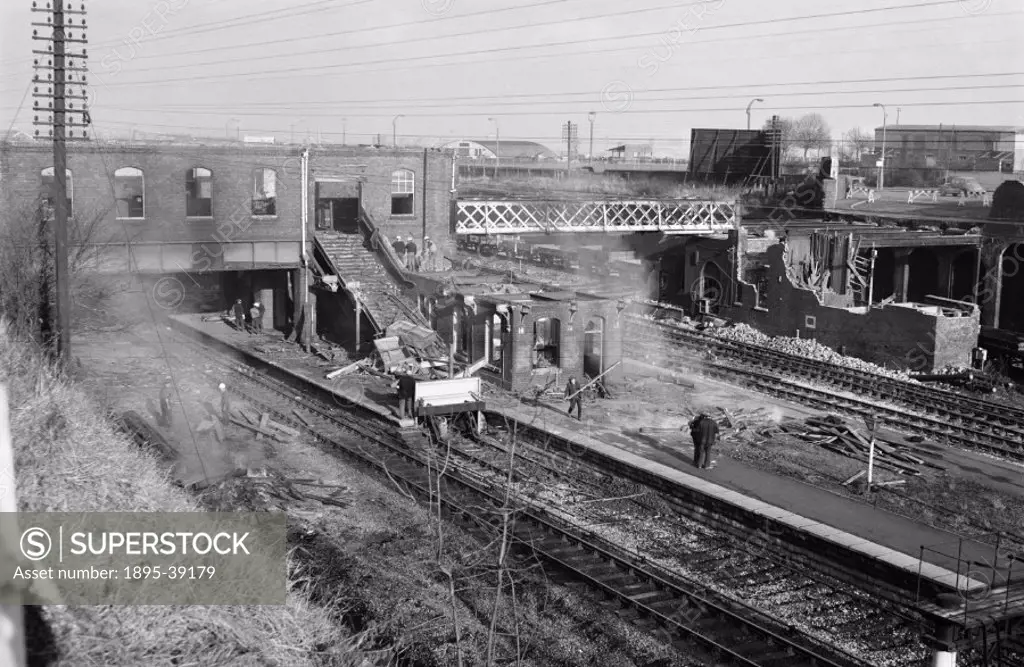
[314,205,427,336]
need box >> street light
[392,114,404,148]
[487,117,500,178]
[588,111,597,164]
[746,98,764,131]
[342,118,347,145]
[226,118,240,140]
[873,103,887,190]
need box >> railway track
[174,332,872,667]
[625,312,1024,462]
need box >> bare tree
[791,113,832,161]
[843,128,873,161]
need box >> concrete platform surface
[486,395,1000,595]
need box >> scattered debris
[763,413,947,476]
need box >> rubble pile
[200,466,354,513]
[713,324,914,381]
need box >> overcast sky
[1,0,1021,156]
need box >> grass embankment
[457,175,741,201]
[1,320,358,667]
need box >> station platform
[168,314,1015,619]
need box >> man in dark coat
[392,236,406,264]
[405,237,418,271]
[395,371,417,419]
[158,379,174,428]
[231,299,245,331]
[689,413,720,469]
[564,377,582,421]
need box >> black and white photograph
[0,1,1023,665]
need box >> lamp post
[588,111,596,164]
[392,114,404,148]
[227,118,240,140]
[342,118,347,145]
[487,117,500,178]
[873,103,887,190]
[746,98,764,131]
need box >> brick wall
[0,141,453,274]
[722,243,979,371]
[308,147,452,254]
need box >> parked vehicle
[939,177,986,197]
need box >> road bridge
[454,198,738,235]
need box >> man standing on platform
[564,376,583,421]
[401,237,413,270]
[423,236,436,272]
[688,413,719,470]
[392,235,406,266]
[250,301,264,335]
[232,298,245,332]
[393,371,417,419]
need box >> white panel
[253,242,277,263]
[415,377,482,407]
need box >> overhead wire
[45,0,1003,89]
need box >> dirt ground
[70,285,702,667]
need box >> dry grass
[0,320,362,667]
[457,175,741,201]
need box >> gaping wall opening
[533,317,561,368]
[871,248,896,303]
[693,260,728,313]
[583,317,605,378]
[950,250,977,302]
[906,248,940,303]
[999,243,1024,333]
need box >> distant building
[871,124,1024,174]
[439,140,558,161]
[607,144,653,160]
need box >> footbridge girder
[455,199,738,235]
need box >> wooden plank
[326,360,363,379]
[842,470,866,486]
[257,413,270,441]
[232,417,286,443]
[292,410,312,427]
[267,419,299,438]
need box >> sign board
[875,160,884,167]
[415,377,482,408]
[863,416,877,433]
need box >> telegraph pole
[32,0,89,366]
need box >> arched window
[391,169,415,216]
[186,167,213,217]
[533,317,561,368]
[252,168,277,216]
[40,167,73,219]
[114,167,145,219]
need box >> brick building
[868,124,1024,175]
[0,139,453,332]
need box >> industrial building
[870,124,1024,176]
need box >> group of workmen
[230,298,266,335]
[158,380,232,430]
[392,235,441,272]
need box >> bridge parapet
[455,199,738,235]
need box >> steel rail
[627,309,1024,425]
[626,317,1024,460]
[177,334,863,667]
